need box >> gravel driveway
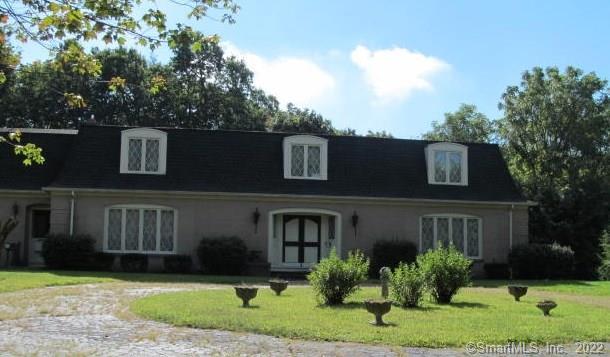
[0,283,606,356]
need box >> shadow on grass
[448,301,489,309]
[472,279,595,288]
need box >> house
[0,125,532,274]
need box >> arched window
[420,214,482,259]
[120,128,167,174]
[104,204,177,253]
[283,135,328,180]
[425,142,468,185]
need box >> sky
[17,0,610,139]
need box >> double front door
[282,215,321,267]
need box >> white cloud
[223,43,335,107]
[350,45,449,103]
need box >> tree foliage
[423,104,494,143]
[497,66,610,278]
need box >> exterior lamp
[351,211,359,238]
[253,208,261,233]
[12,202,19,217]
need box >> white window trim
[283,135,328,180]
[120,128,167,175]
[425,142,468,186]
[418,214,482,259]
[103,204,178,254]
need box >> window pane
[437,217,450,248]
[467,219,480,257]
[145,139,160,172]
[160,210,174,252]
[451,218,464,253]
[143,210,157,251]
[291,145,305,176]
[128,138,142,171]
[449,152,462,183]
[421,217,434,252]
[434,151,447,182]
[307,146,321,177]
[107,209,122,250]
[125,209,140,251]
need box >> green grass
[472,280,610,296]
[0,269,267,293]
[131,286,610,347]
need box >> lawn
[0,269,267,293]
[131,285,610,347]
[473,280,610,296]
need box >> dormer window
[425,142,468,185]
[283,135,328,180]
[120,128,167,175]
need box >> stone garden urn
[269,279,289,296]
[364,299,392,326]
[234,286,258,307]
[536,300,557,316]
[507,285,528,301]
[379,267,391,299]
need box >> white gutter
[509,204,514,249]
[69,191,75,236]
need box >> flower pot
[364,299,392,326]
[269,279,289,296]
[234,286,258,307]
[536,300,557,316]
[507,285,528,301]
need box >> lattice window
[145,139,160,172]
[434,151,447,182]
[142,210,157,251]
[160,210,174,252]
[437,217,450,247]
[128,138,142,171]
[467,218,480,257]
[107,209,122,250]
[291,145,305,176]
[451,217,464,252]
[307,146,321,177]
[125,209,140,251]
[421,217,434,252]
[449,152,462,183]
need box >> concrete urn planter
[364,299,392,326]
[234,286,258,307]
[507,285,528,301]
[536,300,557,316]
[269,279,289,296]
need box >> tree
[422,104,494,143]
[269,103,336,135]
[366,130,393,138]
[497,66,610,278]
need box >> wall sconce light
[351,211,359,238]
[11,203,19,217]
[253,208,261,233]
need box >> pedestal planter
[536,300,557,316]
[507,285,528,301]
[269,279,289,296]
[234,286,258,307]
[364,299,392,326]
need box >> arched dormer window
[425,142,468,185]
[283,135,328,180]
[120,128,167,175]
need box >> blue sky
[18,0,610,138]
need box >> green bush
[483,263,510,279]
[89,252,115,271]
[389,262,425,307]
[164,255,193,274]
[307,249,369,305]
[508,243,575,279]
[197,236,248,275]
[369,239,417,277]
[41,234,95,269]
[598,233,610,280]
[120,254,148,272]
[418,245,471,304]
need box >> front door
[29,209,50,266]
[282,215,321,267]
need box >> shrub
[307,249,369,305]
[41,234,95,269]
[197,236,248,275]
[89,252,115,271]
[418,245,471,304]
[164,255,193,274]
[120,254,148,272]
[389,262,425,307]
[508,243,575,279]
[369,240,417,277]
[483,263,510,279]
[598,233,610,280]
